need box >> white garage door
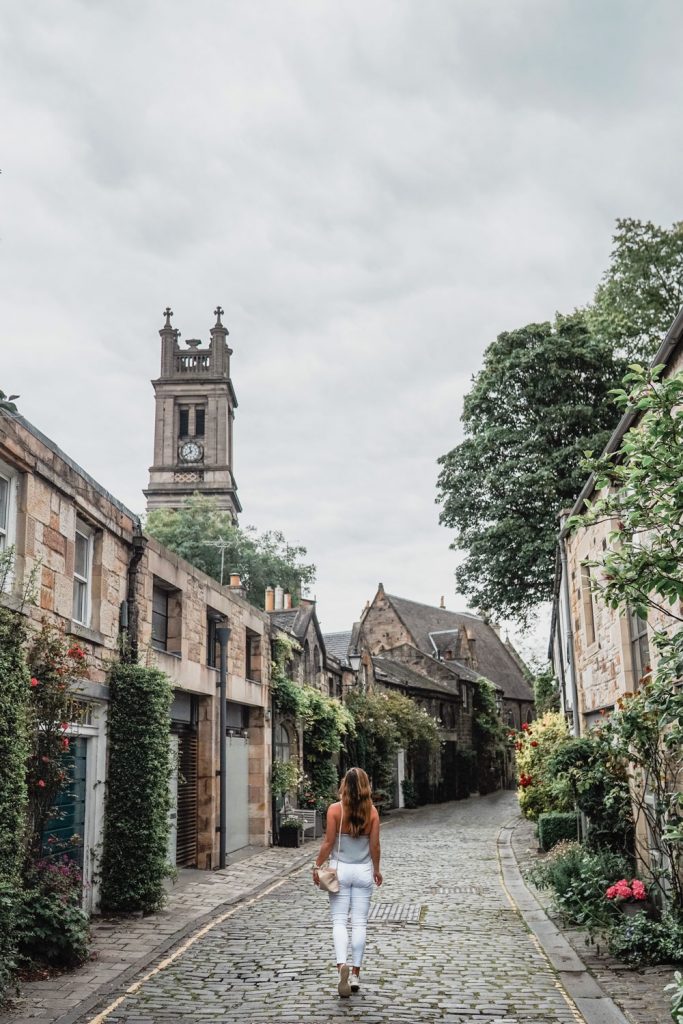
[226,735,249,853]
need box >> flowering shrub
[515,711,573,820]
[14,858,89,968]
[26,626,88,860]
[607,913,683,968]
[606,878,647,903]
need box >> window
[526,708,534,725]
[152,586,169,651]
[275,723,290,763]
[72,521,93,626]
[246,628,261,683]
[194,408,205,437]
[303,640,311,682]
[313,645,321,677]
[581,565,596,646]
[178,407,190,437]
[628,609,651,687]
[460,683,468,710]
[0,462,17,554]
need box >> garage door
[225,735,249,853]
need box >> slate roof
[384,593,533,703]
[322,630,353,667]
[268,605,314,641]
[372,656,460,698]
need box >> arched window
[526,708,534,725]
[313,645,321,676]
[303,640,310,682]
[275,723,291,763]
[506,709,515,728]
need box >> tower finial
[163,307,173,328]
[214,305,224,327]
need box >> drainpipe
[216,624,230,869]
[123,523,147,664]
[559,525,581,738]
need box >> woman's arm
[312,803,340,884]
[369,808,382,885]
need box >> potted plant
[605,878,651,917]
[279,816,304,848]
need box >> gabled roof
[384,593,533,703]
[269,602,327,659]
[323,630,353,666]
[372,656,460,698]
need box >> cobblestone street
[96,793,585,1024]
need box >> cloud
[2,0,683,657]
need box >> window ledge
[0,591,28,615]
[69,621,106,647]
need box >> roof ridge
[385,592,482,621]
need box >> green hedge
[100,663,173,914]
[0,607,29,998]
[538,811,578,851]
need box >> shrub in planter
[15,860,89,968]
[279,817,304,848]
[607,913,683,968]
[538,812,578,851]
[528,841,632,934]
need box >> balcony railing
[174,351,211,373]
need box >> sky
[2,1,683,655]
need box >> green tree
[145,495,315,610]
[436,313,626,624]
[587,219,683,364]
[533,667,560,715]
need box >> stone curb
[498,818,634,1024]
[50,847,313,1024]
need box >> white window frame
[73,520,94,626]
[0,459,18,553]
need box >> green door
[41,736,87,867]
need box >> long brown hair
[339,767,373,836]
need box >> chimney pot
[284,592,292,609]
[265,586,275,613]
[229,573,242,589]
[439,595,445,609]
[274,585,284,610]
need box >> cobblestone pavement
[97,792,584,1024]
[0,845,313,1024]
[512,817,675,1024]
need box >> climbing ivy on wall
[100,663,173,914]
[0,603,29,998]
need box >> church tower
[144,306,241,518]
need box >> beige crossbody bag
[317,807,343,894]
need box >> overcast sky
[3,2,683,652]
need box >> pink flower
[631,879,647,901]
[30,677,40,687]
[37,779,46,789]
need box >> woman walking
[312,767,383,997]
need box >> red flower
[531,740,538,747]
[61,737,70,750]
[30,677,40,687]
[68,645,85,660]
[37,779,46,789]
[521,722,530,732]
[60,722,69,731]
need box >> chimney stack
[274,585,284,610]
[439,595,445,609]
[284,592,292,609]
[229,573,246,599]
[265,586,275,612]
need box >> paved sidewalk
[0,843,314,1024]
[511,816,676,1024]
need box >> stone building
[354,586,529,803]
[144,307,241,518]
[550,308,683,731]
[0,381,270,912]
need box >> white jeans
[328,860,374,968]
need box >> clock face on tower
[179,440,203,463]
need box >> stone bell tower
[144,307,241,518]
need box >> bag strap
[336,803,343,859]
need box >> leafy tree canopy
[145,495,316,610]
[587,219,683,364]
[436,313,626,624]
